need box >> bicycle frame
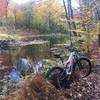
[50,47,81,79]
[47,47,92,89]
[64,51,79,77]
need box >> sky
[70,0,79,8]
[12,0,79,8]
[12,0,30,5]
[59,0,79,8]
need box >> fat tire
[73,57,92,78]
[46,67,64,89]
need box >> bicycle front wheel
[73,57,92,78]
[46,67,65,89]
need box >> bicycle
[46,46,92,89]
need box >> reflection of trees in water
[20,42,50,61]
[50,33,57,48]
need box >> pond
[0,34,69,79]
[0,40,50,77]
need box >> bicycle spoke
[74,58,91,78]
[57,77,61,89]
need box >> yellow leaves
[0,33,22,40]
[69,29,84,33]
[16,10,24,20]
[33,4,48,18]
[33,0,64,21]
[95,22,100,32]
[70,18,81,24]
[58,18,66,22]
[8,8,14,17]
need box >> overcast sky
[59,0,79,8]
[12,0,79,8]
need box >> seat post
[59,56,64,64]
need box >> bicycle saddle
[50,48,62,58]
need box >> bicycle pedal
[66,75,71,80]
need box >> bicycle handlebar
[64,45,79,52]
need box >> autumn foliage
[4,74,70,100]
[0,0,8,17]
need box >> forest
[0,0,100,99]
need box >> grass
[0,33,23,40]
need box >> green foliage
[3,0,69,34]
[32,13,50,33]
[71,6,100,54]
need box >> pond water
[0,34,69,80]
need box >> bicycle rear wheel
[73,57,92,79]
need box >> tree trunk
[5,0,9,19]
[67,0,77,36]
[13,8,17,30]
[62,0,72,46]
[95,7,100,20]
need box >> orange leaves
[0,0,8,17]
[5,74,69,100]
[33,0,64,21]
